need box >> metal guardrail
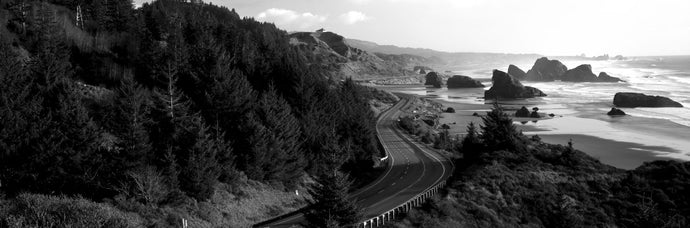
[253,98,453,228]
[253,100,401,228]
[357,98,455,228]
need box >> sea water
[393,56,690,164]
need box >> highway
[255,97,454,227]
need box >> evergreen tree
[461,122,483,162]
[27,3,71,95]
[242,88,304,186]
[32,88,102,195]
[337,79,379,165]
[305,171,362,228]
[178,118,224,201]
[151,58,194,195]
[480,103,523,152]
[0,41,46,195]
[109,77,153,171]
[205,55,256,140]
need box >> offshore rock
[485,70,547,99]
[447,75,484,88]
[524,57,568,81]
[613,92,683,108]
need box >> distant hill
[346,38,543,68]
[290,31,438,79]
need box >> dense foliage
[1,0,381,226]
[392,105,690,228]
[305,171,362,227]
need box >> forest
[1,0,377,227]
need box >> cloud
[256,8,327,30]
[340,11,371,25]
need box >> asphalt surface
[256,98,454,227]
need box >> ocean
[386,56,690,168]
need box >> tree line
[0,2,379,223]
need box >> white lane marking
[350,99,405,198]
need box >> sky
[136,0,690,56]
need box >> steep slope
[291,31,429,79]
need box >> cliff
[290,31,432,79]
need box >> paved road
[256,98,453,227]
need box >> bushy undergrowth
[0,180,310,228]
[0,193,143,228]
[391,104,690,228]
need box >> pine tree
[33,88,102,195]
[178,118,224,201]
[110,77,153,171]
[336,79,379,171]
[242,88,304,185]
[151,58,194,195]
[305,171,362,227]
[0,41,46,195]
[480,103,522,152]
[28,3,71,94]
[206,56,256,140]
[461,122,483,162]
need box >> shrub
[1,193,143,228]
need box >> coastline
[378,85,689,170]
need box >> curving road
[255,97,453,227]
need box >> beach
[377,84,690,170]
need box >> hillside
[390,105,690,228]
[346,38,542,67]
[0,0,385,227]
[290,30,436,79]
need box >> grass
[0,179,312,228]
[1,193,143,228]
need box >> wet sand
[382,86,689,170]
[538,134,675,169]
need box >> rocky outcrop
[530,111,541,118]
[525,57,568,81]
[598,72,624,82]
[562,64,598,82]
[372,77,423,85]
[289,30,420,79]
[613,92,683,108]
[607,108,626,116]
[484,70,547,99]
[561,65,625,82]
[445,107,456,113]
[508,65,527,80]
[447,75,484,88]
[414,66,433,74]
[515,106,530,117]
[525,87,547,97]
[425,72,443,88]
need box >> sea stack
[447,75,484,88]
[484,70,547,99]
[562,64,598,82]
[424,72,443,88]
[508,65,527,80]
[524,57,568,81]
[598,72,625,82]
[613,92,683,108]
[607,108,626,116]
[515,106,530,117]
